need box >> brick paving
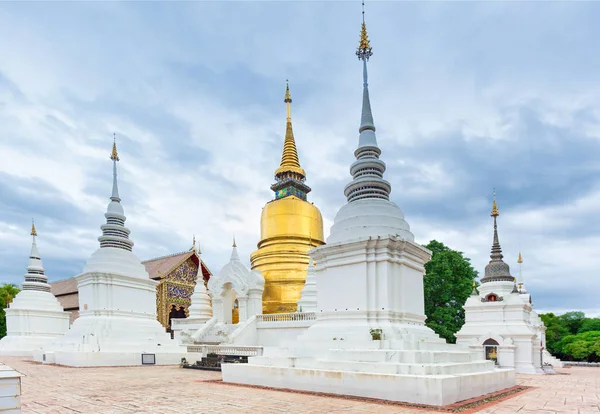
[1,357,597,413]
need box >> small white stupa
[222,13,515,407]
[170,242,213,342]
[455,195,544,374]
[178,239,264,344]
[33,137,184,366]
[0,223,70,356]
[207,238,264,325]
[296,258,317,313]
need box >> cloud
[0,2,599,316]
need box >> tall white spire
[98,135,134,251]
[230,236,240,261]
[343,9,392,203]
[22,220,51,293]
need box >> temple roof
[51,250,213,297]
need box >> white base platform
[223,363,515,406]
[0,335,62,357]
[33,349,184,367]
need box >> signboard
[141,354,156,365]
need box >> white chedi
[0,224,70,356]
[207,240,264,325]
[456,202,544,374]
[188,278,212,320]
[33,140,184,367]
[222,18,515,407]
[296,258,317,312]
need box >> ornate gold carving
[491,189,499,217]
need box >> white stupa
[0,223,70,356]
[177,239,264,344]
[222,14,515,407]
[296,258,317,313]
[33,138,184,366]
[170,243,213,342]
[207,239,264,325]
[455,196,544,374]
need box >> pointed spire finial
[30,218,37,237]
[356,1,373,62]
[191,235,196,251]
[273,80,307,187]
[110,134,121,202]
[491,188,499,217]
[110,133,119,162]
[518,251,523,264]
[232,234,237,248]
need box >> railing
[257,312,317,322]
[563,361,600,367]
[187,345,263,357]
[191,317,217,341]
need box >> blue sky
[1,2,599,316]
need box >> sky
[1,1,599,316]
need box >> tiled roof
[51,278,78,296]
[143,251,194,280]
[49,250,213,316]
[57,293,79,310]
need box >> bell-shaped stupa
[0,223,70,356]
[223,10,515,406]
[33,137,184,366]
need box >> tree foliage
[540,311,600,362]
[0,283,21,339]
[423,240,478,344]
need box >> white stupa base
[223,234,515,406]
[0,335,63,357]
[34,350,184,367]
[224,365,514,407]
[33,313,185,367]
[0,291,71,357]
[222,336,515,406]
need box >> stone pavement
[0,357,597,413]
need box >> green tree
[0,283,21,339]
[558,331,600,362]
[558,311,586,334]
[540,312,571,356]
[423,240,478,344]
[578,318,600,334]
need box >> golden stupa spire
[491,188,499,217]
[518,251,523,263]
[110,133,119,161]
[274,80,306,178]
[31,219,37,237]
[232,235,237,248]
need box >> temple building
[455,194,544,374]
[0,223,70,356]
[51,241,212,332]
[250,83,325,314]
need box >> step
[326,349,473,364]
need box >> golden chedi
[250,83,324,314]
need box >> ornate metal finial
[491,188,499,217]
[356,1,373,61]
[190,235,196,251]
[232,235,237,248]
[284,80,292,122]
[110,133,120,162]
[284,80,292,103]
[518,251,523,264]
[30,219,37,237]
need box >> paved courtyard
[1,357,598,413]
